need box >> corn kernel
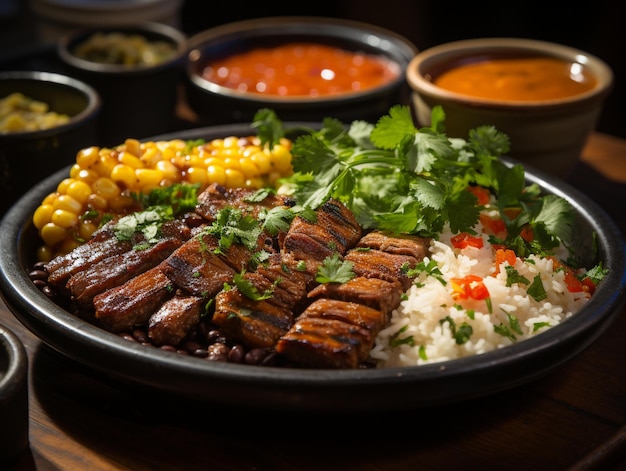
[108,194,135,212]
[33,204,54,229]
[185,166,208,186]
[66,180,92,204]
[75,168,100,184]
[51,209,79,228]
[53,194,82,214]
[250,152,271,174]
[56,178,74,195]
[110,164,138,189]
[92,177,121,199]
[41,222,68,246]
[239,158,260,179]
[124,138,142,157]
[37,245,54,264]
[206,165,227,186]
[78,220,99,241]
[272,145,293,173]
[87,193,108,211]
[75,146,100,169]
[225,168,245,188]
[136,168,165,189]
[118,151,144,169]
[156,160,182,182]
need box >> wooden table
[2,132,625,471]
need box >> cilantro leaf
[315,253,355,284]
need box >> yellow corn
[33,136,293,261]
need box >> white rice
[369,222,590,367]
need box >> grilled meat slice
[276,298,386,368]
[344,249,418,290]
[357,230,430,259]
[195,183,292,221]
[148,295,205,346]
[212,288,294,348]
[307,277,403,319]
[93,265,174,332]
[282,199,362,260]
[159,225,272,299]
[242,252,320,311]
[45,219,192,293]
[45,220,131,292]
[67,238,182,309]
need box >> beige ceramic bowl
[406,38,614,177]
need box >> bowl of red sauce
[406,37,614,178]
[185,16,417,124]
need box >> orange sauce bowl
[185,17,417,125]
[406,38,614,178]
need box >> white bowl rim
[406,37,614,109]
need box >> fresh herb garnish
[315,253,355,284]
[255,106,577,257]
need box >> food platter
[1,123,624,412]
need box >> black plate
[1,123,625,412]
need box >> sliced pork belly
[212,288,294,348]
[276,298,386,368]
[282,199,362,260]
[148,295,205,346]
[307,276,403,318]
[93,265,174,332]
[343,249,418,290]
[357,230,430,259]
[67,238,182,309]
[195,183,292,221]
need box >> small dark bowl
[185,16,418,125]
[58,22,187,146]
[0,70,100,216]
[0,323,29,467]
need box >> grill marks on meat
[45,219,191,294]
[67,238,183,309]
[211,253,320,348]
[195,183,293,222]
[282,199,362,261]
[210,200,361,350]
[93,265,174,332]
[275,299,387,369]
[46,183,433,369]
[275,231,430,368]
[148,295,205,346]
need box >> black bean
[206,329,226,345]
[41,286,55,298]
[245,348,269,365]
[29,269,48,281]
[228,344,245,363]
[192,348,209,358]
[32,279,47,289]
[160,345,177,352]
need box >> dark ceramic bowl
[0,323,29,467]
[185,17,418,125]
[57,22,187,146]
[0,123,624,413]
[0,70,100,216]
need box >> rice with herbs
[369,222,590,367]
